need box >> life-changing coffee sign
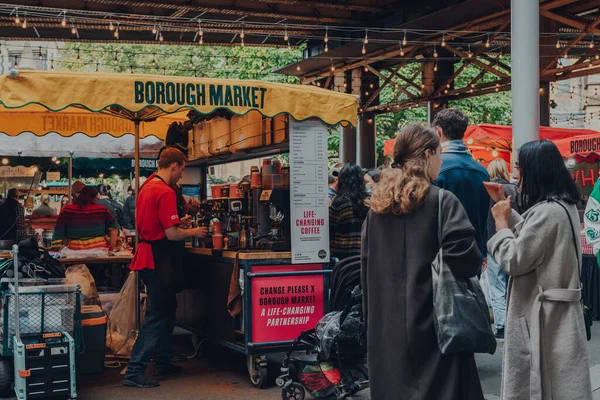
[134,81,268,109]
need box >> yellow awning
[0,70,358,130]
[0,104,186,140]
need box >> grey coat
[361,186,484,400]
[488,201,592,400]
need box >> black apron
[139,176,185,311]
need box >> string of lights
[2,4,599,51]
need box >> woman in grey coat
[362,124,484,400]
[486,140,592,400]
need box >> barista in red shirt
[124,148,207,389]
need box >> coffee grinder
[254,189,290,251]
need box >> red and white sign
[251,264,325,344]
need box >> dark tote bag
[431,189,497,355]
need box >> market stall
[0,69,359,389]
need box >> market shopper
[96,184,125,227]
[362,124,484,400]
[433,108,490,271]
[329,163,369,260]
[486,140,592,400]
[0,188,27,243]
[52,186,118,251]
[484,159,519,340]
[124,148,207,389]
[32,193,56,216]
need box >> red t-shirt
[129,178,180,271]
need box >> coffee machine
[254,189,291,251]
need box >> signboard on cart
[289,119,330,264]
[251,264,325,343]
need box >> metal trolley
[178,252,331,388]
[0,245,81,399]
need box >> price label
[260,190,272,202]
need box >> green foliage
[59,43,302,83]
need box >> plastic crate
[13,332,77,400]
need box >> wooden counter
[186,245,291,260]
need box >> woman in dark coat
[361,124,484,400]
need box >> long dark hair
[518,140,580,211]
[335,163,368,212]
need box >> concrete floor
[4,324,600,399]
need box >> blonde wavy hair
[487,158,510,181]
[369,124,440,215]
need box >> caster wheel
[281,382,305,400]
[247,355,268,388]
[0,359,13,398]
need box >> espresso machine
[253,189,291,251]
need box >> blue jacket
[435,140,490,256]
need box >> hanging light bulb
[199,34,204,44]
[114,52,118,65]
[159,31,164,42]
[71,22,77,35]
[95,62,99,72]
[109,17,114,31]
[362,43,366,55]
[364,64,368,72]
[13,56,18,69]
[114,23,120,39]
[240,28,245,39]
[324,26,329,43]
[76,49,81,62]
[364,30,369,45]
[189,56,193,68]
[441,33,446,47]
[596,53,599,60]
[241,37,245,47]
[556,37,560,49]
[558,60,564,69]
[287,40,291,50]
[284,25,288,42]
[402,29,407,46]
[152,54,157,67]
[38,47,43,60]
[324,44,328,53]
[260,62,265,71]
[61,13,67,27]
[14,12,20,25]
[152,24,157,35]
[50,59,55,70]
[433,44,438,58]
[296,63,301,71]
[331,64,335,72]
[399,42,404,56]
[467,45,473,58]
[434,61,438,72]
[485,34,491,48]
[21,15,27,29]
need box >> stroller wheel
[281,382,305,400]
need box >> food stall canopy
[0,70,359,127]
[384,124,600,166]
[0,132,163,158]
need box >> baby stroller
[277,256,368,400]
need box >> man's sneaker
[124,374,160,388]
[495,328,505,341]
[153,364,184,377]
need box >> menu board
[289,119,330,264]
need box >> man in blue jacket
[433,108,490,274]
